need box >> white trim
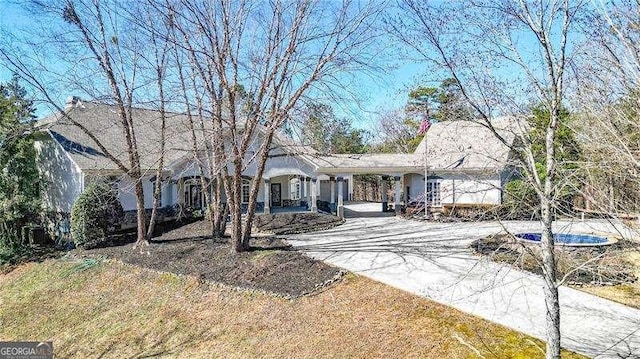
[241,179,251,204]
[290,177,301,200]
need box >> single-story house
[35,98,517,229]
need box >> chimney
[65,96,82,110]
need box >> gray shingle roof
[412,118,517,171]
[309,153,423,174]
[312,118,516,174]
[40,102,204,172]
[39,101,317,172]
[39,101,516,175]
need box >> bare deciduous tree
[0,0,173,249]
[573,2,640,216]
[389,1,583,357]
[161,0,383,252]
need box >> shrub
[70,182,123,249]
[317,200,332,213]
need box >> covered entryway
[261,173,309,214]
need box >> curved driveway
[288,204,640,358]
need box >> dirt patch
[149,219,213,242]
[7,214,345,297]
[253,212,344,234]
[471,234,639,286]
[76,222,344,298]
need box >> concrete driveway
[287,203,640,358]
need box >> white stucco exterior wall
[451,176,502,205]
[34,137,84,213]
[116,176,157,211]
[405,172,503,205]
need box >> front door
[185,180,202,209]
[271,183,282,207]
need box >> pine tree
[0,75,40,254]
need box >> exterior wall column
[310,178,318,213]
[348,174,354,201]
[337,176,344,219]
[394,175,402,215]
[303,177,308,206]
[381,176,388,212]
[404,174,410,204]
[330,176,336,213]
[263,178,271,214]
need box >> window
[241,179,251,203]
[427,181,441,206]
[183,178,202,209]
[290,178,301,200]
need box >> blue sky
[0,1,430,132]
[0,1,565,134]
[0,1,27,80]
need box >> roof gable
[413,118,517,171]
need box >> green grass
[0,259,585,358]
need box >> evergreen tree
[504,104,582,217]
[300,103,369,154]
[374,78,473,154]
[0,75,40,255]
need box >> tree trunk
[212,175,227,238]
[230,166,246,252]
[146,177,162,240]
[542,107,561,359]
[241,130,275,249]
[146,101,166,241]
[133,175,148,248]
[541,199,561,359]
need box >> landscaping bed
[471,234,639,285]
[253,212,344,234]
[471,234,640,307]
[75,213,346,298]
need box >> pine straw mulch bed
[471,234,640,286]
[74,213,346,299]
[252,212,345,234]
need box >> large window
[241,179,251,203]
[426,180,441,206]
[290,178,301,200]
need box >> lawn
[580,251,640,309]
[0,258,583,358]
